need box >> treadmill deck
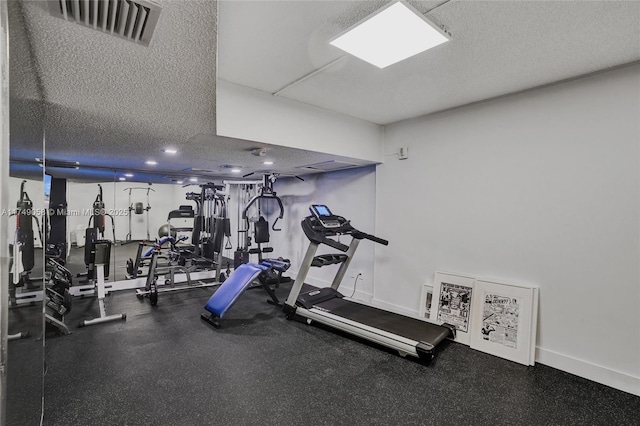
[301,285,451,346]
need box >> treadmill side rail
[298,307,424,358]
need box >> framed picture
[430,272,476,345]
[470,279,539,366]
[419,283,433,318]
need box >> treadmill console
[309,205,342,229]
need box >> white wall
[66,181,180,242]
[217,79,384,163]
[376,64,640,394]
[6,176,44,246]
[268,167,377,300]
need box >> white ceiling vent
[296,160,360,171]
[48,0,162,46]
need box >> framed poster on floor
[470,279,539,366]
[430,272,476,345]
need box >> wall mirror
[5,1,45,424]
[3,2,374,424]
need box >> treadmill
[283,205,455,362]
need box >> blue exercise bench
[201,259,290,328]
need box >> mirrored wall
[5,1,45,424]
[2,1,374,423]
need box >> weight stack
[233,250,249,269]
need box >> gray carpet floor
[5,245,639,425]
[30,279,638,426]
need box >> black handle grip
[323,237,350,252]
[364,234,389,246]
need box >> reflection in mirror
[5,165,44,426]
[5,0,45,423]
[42,170,74,337]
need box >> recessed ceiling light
[263,161,274,165]
[145,160,158,165]
[330,0,449,69]
[119,177,126,181]
[124,173,134,178]
[190,177,198,182]
[231,168,241,173]
[162,148,178,154]
[176,180,184,184]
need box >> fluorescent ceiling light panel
[145,160,158,165]
[263,161,274,165]
[330,1,449,68]
[162,148,178,154]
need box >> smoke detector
[251,148,268,157]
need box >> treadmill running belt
[315,297,451,346]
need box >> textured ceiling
[219,0,640,124]
[10,0,639,183]
[9,0,370,183]
[8,0,44,161]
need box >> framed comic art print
[470,279,539,366]
[429,272,476,345]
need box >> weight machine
[133,182,230,303]
[234,174,296,278]
[124,186,155,242]
[187,182,229,272]
[224,179,260,268]
[78,184,116,282]
[135,236,220,306]
[10,180,44,306]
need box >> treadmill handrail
[354,232,389,246]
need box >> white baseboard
[340,287,373,303]
[536,347,640,396]
[370,299,640,395]
[290,273,639,396]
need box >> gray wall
[271,166,378,300]
[376,64,640,394]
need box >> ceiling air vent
[49,0,162,46]
[182,168,217,174]
[296,160,360,172]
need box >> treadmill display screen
[312,205,332,217]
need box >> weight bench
[200,259,290,328]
